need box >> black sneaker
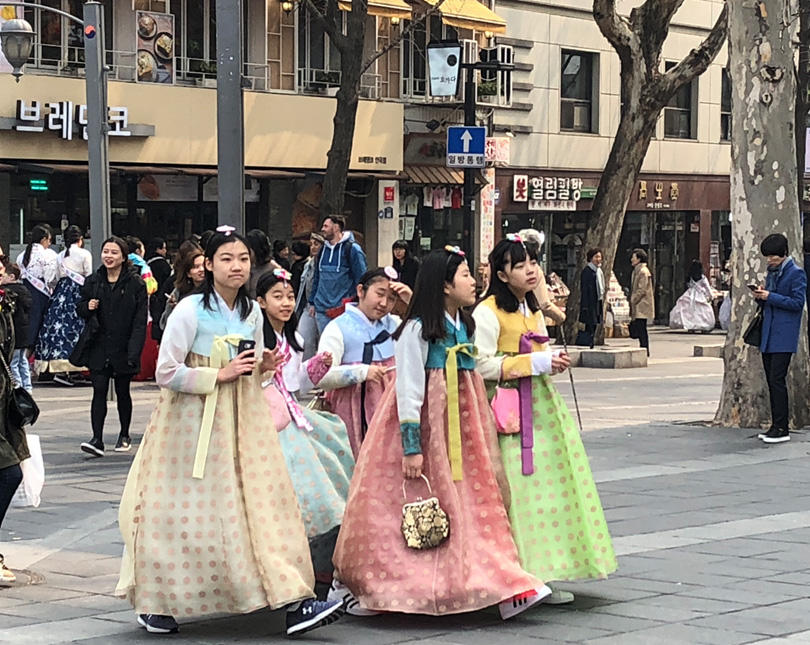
[53,374,74,387]
[761,428,790,444]
[80,438,105,457]
[114,435,132,452]
[137,614,179,634]
[285,598,344,636]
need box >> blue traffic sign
[446,126,486,168]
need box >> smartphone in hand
[747,284,759,291]
[237,339,256,376]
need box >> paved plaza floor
[3,329,810,644]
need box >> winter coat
[3,282,32,350]
[0,293,29,470]
[760,257,807,354]
[579,264,602,326]
[309,232,368,312]
[393,256,420,290]
[76,265,147,374]
[630,263,655,321]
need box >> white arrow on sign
[460,130,473,153]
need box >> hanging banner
[427,41,462,97]
[136,11,175,84]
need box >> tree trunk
[320,7,366,217]
[796,0,810,207]
[715,0,810,428]
[563,109,659,343]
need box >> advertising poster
[136,11,174,84]
[0,5,23,74]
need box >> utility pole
[215,0,245,231]
[462,64,476,268]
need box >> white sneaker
[327,579,380,617]
[545,587,575,604]
[498,585,551,620]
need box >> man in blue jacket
[753,233,807,444]
[308,215,368,333]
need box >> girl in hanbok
[256,268,354,579]
[331,247,549,619]
[115,227,344,636]
[317,267,409,457]
[16,224,58,348]
[473,236,617,602]
[35,226,92,379]
[669,260,716,332]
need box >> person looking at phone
[750,234,807,444]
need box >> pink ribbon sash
[274,338,313,432]
[518,331,549,476]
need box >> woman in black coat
[77,236,147,457]
[391,240,419,289]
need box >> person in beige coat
[630,248,654,356]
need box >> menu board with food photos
[136,11,174,84]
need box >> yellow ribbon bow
[444,342,476,481]
[193,334,244,479]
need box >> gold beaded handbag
[401,475,450,550]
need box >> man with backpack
[308,216,368,334]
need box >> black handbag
[743,306,764,347]
[69,280,100,368]
[0,350,40,427]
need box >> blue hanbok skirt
[35,277,85,372]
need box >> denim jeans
[315,311,333,335]
[10,349,32,393]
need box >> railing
[298,67,341,94]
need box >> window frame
[400,16,458,99]
[720,67,731,142]
[560,49,599,134]
[663,60,698,140]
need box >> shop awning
[422,0,506,34]
[338,0,412,19]
[404,164,487,185]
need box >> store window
[23,0,113,70]
[720,68,731,141]
[664,61,696,139]
[297,2,345,91]
[560,50,597,133]
[401,16,457,98]
[170,0,221,80]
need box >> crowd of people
[1,219,803,636]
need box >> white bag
[11,434,44,508]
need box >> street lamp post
[1,1,110,266]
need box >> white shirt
[58,245,93,279]
[17,243,59,289]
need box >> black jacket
[149,273,175,343]
[579,265,602,326]
[393,256,420,289]
[0,291,28,469]
[3,282,32,350]
[77,266,147,374]
[148,255,172,289]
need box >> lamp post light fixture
[281,0,294,13]
[0,17,34,82]
[390,16,400,26]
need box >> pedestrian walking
[473,236,617,601]
[316,267,406,457]
[246,228,276,298]
[274,239,292,270]
[115,227,344,636]
[804,239,810,346]
[145,238,172,290]
[289,240,310,294]
[669,259,715,332]
[295,233,324,360]
[35,226,92,382]
[576,247,604,348]
[16,225,58,348]
[391,240,419,289]
[77,237,147,456]
[752,233,806,444]
[159,244,205,330]
[257,268,354,579]
[308,216,368,334]
[331,247,549,619]
[1,265,33,393]
[0,286,28,585]
[629,248,654,356]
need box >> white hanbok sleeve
[316,320,369,390]
[396,319,429,455]
[82,248,93,276]
[44,249,59,288]
[155,297,219,394]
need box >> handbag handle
[402,474,432,501]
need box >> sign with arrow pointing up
[446,125,486,168]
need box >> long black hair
[22,224,52,267]
[483,238,541,314]
[246,229,272,266]
[394,248,475,342]
[63,225,83,257]
[201,230,253,321]
[100,235,134,275]
[256,269,303,352]
[688,259,704,283]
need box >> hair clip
[273,268,292,282]
[383,266,399,280]
[216,225,236,236]
[506,233,524,244]
[444,245,466,257]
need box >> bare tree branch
[303,0,348,53]
[593,0,636,61]
[657,2,728,98]
[361,0,448,75]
